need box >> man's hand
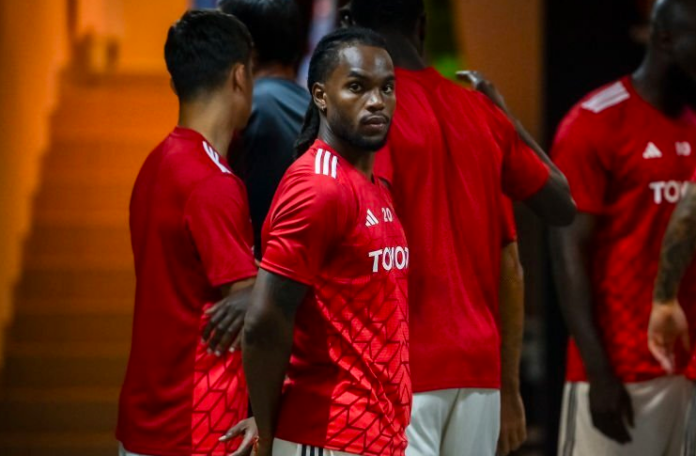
[648,301,690,374]
[588,375,634,444]
[456,70,509,113]
[219,417,258,456]
[202,279,255,356]
[497,388,527,455]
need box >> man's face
[321,44,395,152]
[665,8,696,103]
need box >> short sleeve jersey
[261,140,410,456]
[375,67,549,392]
[552,77,696,382]
[117,127,257,456]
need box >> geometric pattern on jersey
[552,77,696,382]
[191,345,248,455]
[263,141,410,456]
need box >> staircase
[0,73,177,456]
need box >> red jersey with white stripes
[552,77,696,382]
[118,127,257,456]
[261,140,410,456]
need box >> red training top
[552,77,696,383]
[376,67,549,392]
[261,140,411,456]
[117,127,257,456]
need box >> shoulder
[577,79,631,115]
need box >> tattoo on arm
[654,186,696,302]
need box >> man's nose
[366,89,385,111]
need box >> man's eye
[349,83,362,92]
[383,84,394,94]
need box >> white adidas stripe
[314,149,338,179]
[366,209,380,226]
[582,82,630,113]
[202,141,231,174]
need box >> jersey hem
[412,376,501,393]
[117,437,228,456]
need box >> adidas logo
[643,142,663,160]
[366,209,380,227]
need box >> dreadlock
[294,27,388,157]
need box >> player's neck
[318,127,375,180]
[633,58,686,118]
[380,31,427,71]
[254,63,297,82]
[178,99,237,159]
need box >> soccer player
[242,28,410,456]
[218,0,311,260]
[550,0,696,454]
[346,1,576,455]
[647,173,696,455]
[116,11,257,456]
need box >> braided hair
[294,27,388,157]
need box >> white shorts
[684,384,696,456]
[406,388,500,456]
[272,438,360,456]
[118,442,157,456]
[558,376,694,456]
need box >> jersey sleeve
[479,95,550,200]
[551,108,609,214]
[500,197,518,245]
[261,173,349,286]
[184,176,257,287]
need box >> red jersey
[375,67,549,392]
[117,127,257,456]
[687,170,696,381]
[261,140,410,456]
[552,77,696,383]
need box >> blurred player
[347,1,576,455]
[116,11,257,456]
[242,28,410,456]
[550,0,696,454]
[648,172,696,455]
[219,0,311,260]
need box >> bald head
[646,0,696,87]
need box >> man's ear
[231,63,250,92]
[312,82,328,114]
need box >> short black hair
[294,27,388,156]
[164,10,253,102]
[219,0,304,68]
[350,0,425,35]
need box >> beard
[329,111,390,152]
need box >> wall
[453,0,544,139]
[0,0,70,355]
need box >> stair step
[0,388,119,432]
[17,298,133,315]
[9,313,132,344]
[25,226,132,269]
[0,432,116,456]
[2,346,128,388]
[16,268,135,302]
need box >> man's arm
[202,278,256,356]
[497,242,526,456]
[549,213,633,444]
[457,71,576,226]
[242,269,309,456]
[648,183,696,372]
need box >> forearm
[549,221,613,380]
[242,270,307,441]
[242,309,294,440]
[499,243,524,391]
[653,185,696,303]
